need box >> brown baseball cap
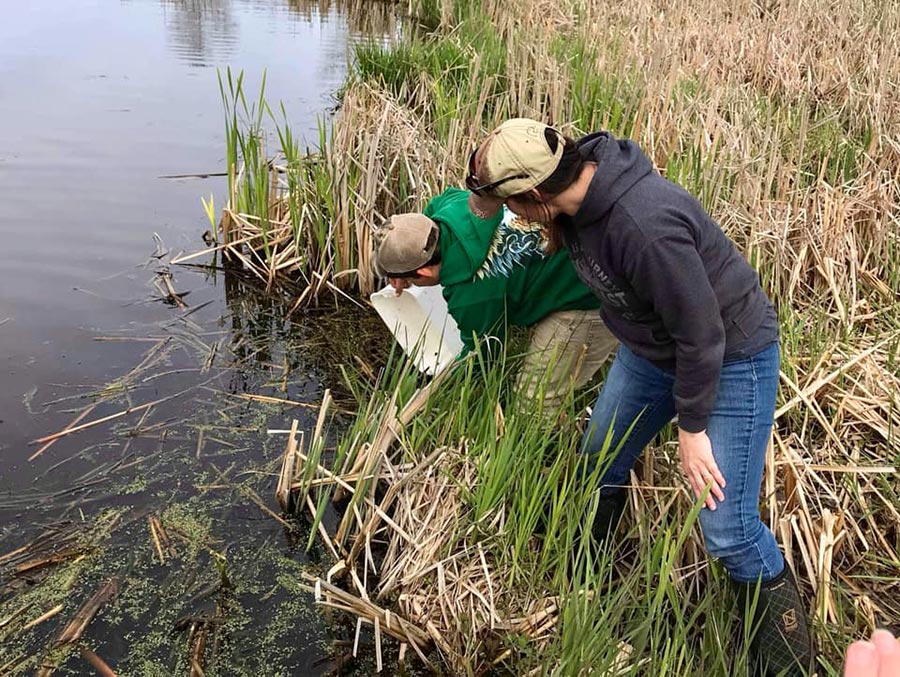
[372,213,439,276]
[473,118,566,198]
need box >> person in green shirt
[373,186,617,412]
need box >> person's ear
[417,264,440,281]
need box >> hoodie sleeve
[627,225,725,433]
[426,187,507,356]
[443,283,507,357]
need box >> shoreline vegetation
[191,0,898,673]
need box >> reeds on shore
[186,0,899,672]
[284,336,898,674]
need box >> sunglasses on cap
[465,148,529,197]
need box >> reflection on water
[285,0,400,37]
[0,0,401,670]
[219,257,392,398]
[161,0,240,67]
[156,0,398,68]
[0,0,397,471]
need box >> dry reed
[209,0,900,671]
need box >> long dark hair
[517,128,587,252]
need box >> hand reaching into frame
[845,629,900,677]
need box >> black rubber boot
[735,566,815,676]
[590,488,627,543]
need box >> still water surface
[0,0,379,465]
[0,1,393,673]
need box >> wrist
[468,193,503,220]
[677,414,708,434]
[470,204,489,219]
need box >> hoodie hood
[573,132,653,225]
[424,188,496,285]
[424,187,549,287]
[419,187,601,355]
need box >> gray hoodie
[561,132,778,432]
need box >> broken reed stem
[332,367,453,512]
[148,516,176,564]
[31,398,168,445]
[78,646,118,677]
[276,420,301,512]
[55,578,122,647]
[774,334,898,420]
[21,605,64,632]
[28,404,99,461]
[157,270,188,308]
[149,518,166,564]
[236,393,323,409]
[189,622,208,677]
[303,574,432,654]
[306,495,342,562]
[346,446,447,564]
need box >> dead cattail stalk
[78,646,117,677]
[28,403,99,462]
[275,420,300,512]
[31,395,174,445]
[55,578,122,647]
[148,516,176,563]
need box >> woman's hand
[678,428,726,510]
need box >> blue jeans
[582,342,784,583]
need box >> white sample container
[370,284,463,375]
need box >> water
[0,0,390,465]
[0,1,395,673]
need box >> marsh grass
[288,338,897,674]
[197,0,900,672]
[286,345,775,675]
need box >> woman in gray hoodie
[467,118,813,677]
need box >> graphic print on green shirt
[475,210,547,280]
[422,187,600,355]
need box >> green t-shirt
[424,187,601,355]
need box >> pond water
[0,1,395,673]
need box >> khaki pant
[515,309,618,414]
